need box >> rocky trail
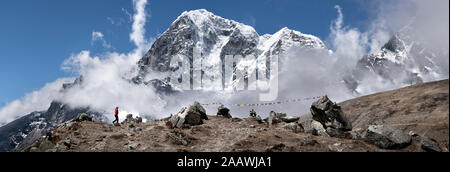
[24,80,449,152]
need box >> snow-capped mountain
[345,26,446,93]
[134,9,326,88]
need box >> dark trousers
[113,115,119,124]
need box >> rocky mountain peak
[136,9,326,85]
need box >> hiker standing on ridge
[113,107,119,124]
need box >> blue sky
[0,0,374,107]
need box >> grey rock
[249,125,256,128]
[310,96,352,133]
[128,143,141,150]
[284,123,299,133]
[72,139,80,146]
[76,113,93,122]
[217,105,232,118]
[420,137,441,152]
[63,139,71,149]
[123,114,144,124]
[350,131,361,140]
[66,122,74,129]
[73,131,80,136]
[302,119,329,136]
[265,111,286,126]
[135,117,143,123]
[135,127,143,132]
[124,114,134,123]
[170,102,208,128]
[255,115,263,124]
[126,114,133,119]
[326,127,342,137]
[192,101,208,120]
[301,137,318,146]
[281,116,300,123]
[364,125,411,149]
[409,131,419,137]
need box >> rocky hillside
[23,80,448,152]
[340,79,449,146]
[0,102,104,152]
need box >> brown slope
[339,79,449,145]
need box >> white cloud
[0,78,74,124]
[122,8,133,21]
[107,17,115,25]
[130,0,149,51]
[91,31,112,49]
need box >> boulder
[284,123,299,133]
[192,101,208,120]
[310,96,352,133]
[169,102,208,128]
[76,113,92,122]
[63,139,71,149]
[265,111,285,126]
[73,131,80,136]
[281,116,300,123]
[217,105,232,118]
[126,114,133,121]
[363,125,411,149]
[255,115,263,124]
[128,143,141,150]
[302,119,329,136]
[408,131,419,137]
[123,114,144,123]
[135,117,143,123]
[420,136,441,152]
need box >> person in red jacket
[113,107,119,124]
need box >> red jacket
[114,108,118,116]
